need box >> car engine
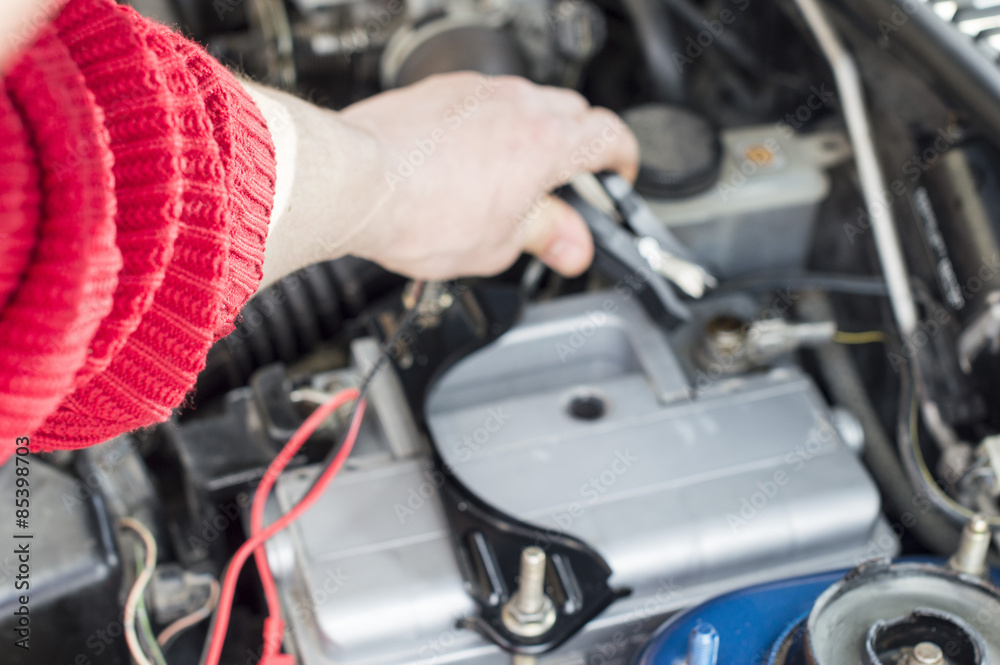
[8,0,1000,663]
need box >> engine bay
[9,0,1000,663]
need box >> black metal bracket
[440,471,630,654]
[369,280,630,655]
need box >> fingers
[528,84,591,118]
[520,195,594,277]
[568,107,641,182]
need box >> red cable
[250,387,359,657]
[203,387,365,665]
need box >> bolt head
[912,641,944,665]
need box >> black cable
[716,272,889,296]
[304,280,428,493]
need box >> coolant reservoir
[626,105,850,279]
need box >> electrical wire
[802,292,963,555]
[310,279,428,484]
[121,518,161,665]
[833,330,886,344]
[157,579,220,648]
[899,362,1000,531]
[251,279,429,661]
[715,272,889,297]
[200,392,366,665]
[137,588,168,665]
[200,281,429,665]
[250,387,360,661]
[133,540,169,665]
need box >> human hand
[338,72,639,280]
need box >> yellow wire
[834,330,886,344]
[909,392,1000,528]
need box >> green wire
[133,541,169,665]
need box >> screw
[949,514,991,577]
[909,642,944,665]
[502,547,557,637]
[686,623,719,665]
[515,547,546,615]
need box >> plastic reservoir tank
[626,104,850,279]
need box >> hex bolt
[686,623,719,665]
[502,547,557,638]
[948,514,991,577]
[909,641,944,665]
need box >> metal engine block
[263,291,896,665]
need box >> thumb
[520,195,594,277]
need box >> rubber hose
[799,292,963,555]
[620,0,686,102]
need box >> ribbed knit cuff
[0,0,277,452]
[0,23,120,443]
[169,33,276,339]
[53,0,185,386]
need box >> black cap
[623,104,721,199]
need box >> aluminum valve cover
[266,291,895,665]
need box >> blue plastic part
[636,569,844,665]
[635,558,1000,665]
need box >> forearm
[240,81,387,289]
[241,72,637,283]
[0,0,63,70]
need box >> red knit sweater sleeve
[0,0,276,456]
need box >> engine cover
[265,291,895,665]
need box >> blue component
[686,623,720,665]
[635,559,1000,665]
[636,569,843,665]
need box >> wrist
[242,81,388,288]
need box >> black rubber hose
[620,0,687,102]
[661,0,765,74]
[192,258,403,405]
[799,292,963,555]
